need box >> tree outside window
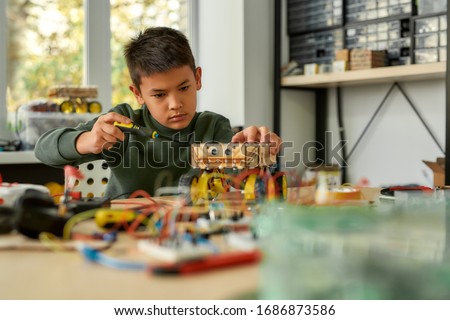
[6,0,188,113]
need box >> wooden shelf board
[281,62,447,88]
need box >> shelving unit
[282,61,446,88]
[273,0,449,183]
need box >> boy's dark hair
[124,26,196,90]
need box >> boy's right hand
[76,113,132,154]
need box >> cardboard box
[304,63,319,75]
[423,157,445,187]
[350,49,386,70]
[333,60,349,72]
[335,49,350,62]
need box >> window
[3,0,191,115]
[6,0,84,113]
[110,0,189,108]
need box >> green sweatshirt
[34,104,233,199]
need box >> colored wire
[62,209,99,240]
[79,245,147,270]
[38,232,68,251]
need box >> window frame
[0,0,197,139]
[0,1,7,138]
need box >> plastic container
[415,33,439,49]
[415,16,439,34]
[16,111,97,150]
[439,31,447,47]
[257,200,450,300]
[439,15,447,31]
[414,48,439,64]
[417,0,447,15]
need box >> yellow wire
[62,209,99,240]
[38,232,66,251]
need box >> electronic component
[13,189,107,239]
[150,250,261,275]
[138,240,214,263]
[190,142,276,170]
[95,208,139,229]
[0,182,50,207]
[13,189,71,239]
[0,206,15,234]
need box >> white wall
[196,0,274,129]
[327,80,446,187]
[196,0,245,127]
[279,0,317,173]
[0,1,11,140]
[243,0,274,129]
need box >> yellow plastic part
[196,172,211,200]
[281,174,288,200]
[75,98,88,113]
[210,176,225,198]
[267,178,276,201]
[44,182,64,204]
[196,171,225,200]
[190,176,200,204]
[244,174,257,200]
[95,209,136,228]
[113,121,135,129]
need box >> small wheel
[178,173,200,204]
[88,101,102,113]
[59,100,74,113]
[75,98,88,113]
[244,174,265,201]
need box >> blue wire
[80,245,147,271]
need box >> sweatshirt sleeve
[34,119,101,167]
[34,104,135,167]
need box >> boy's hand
[76,113,132,154]
[231,126,282,155]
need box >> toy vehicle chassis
[48,85,102,114]
[179,142,287,204]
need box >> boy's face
[130,65,202,130]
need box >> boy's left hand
[231,126,282,155]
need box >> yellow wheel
[59,100,74,113]
[244,174,265,201]
[88,101,102,113]
[179,173,200,204]
[75,98,88,113]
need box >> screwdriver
[114,121,159,139]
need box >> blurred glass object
[255,198,450,299]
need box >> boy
[35,27,281,199]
